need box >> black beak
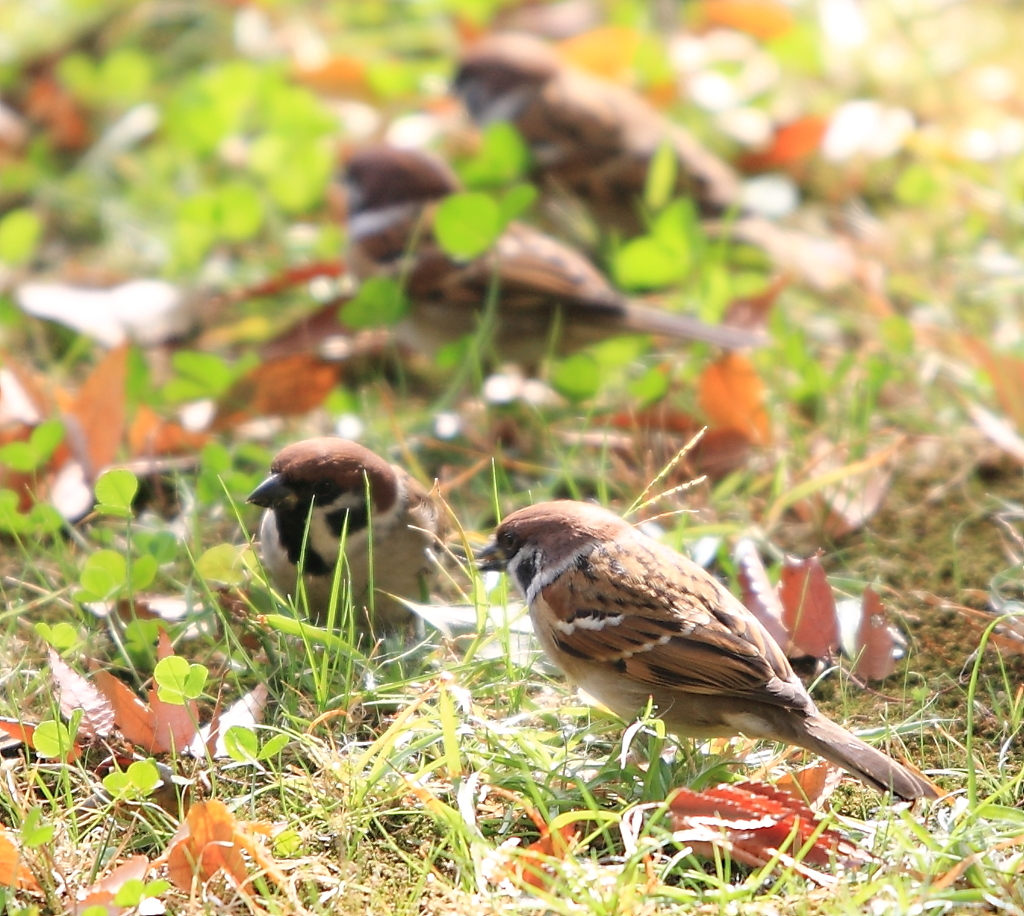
[247,473,293,509]
[476,539,507,573]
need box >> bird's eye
[313,480,334,498]
[498,530,516,550]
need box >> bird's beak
[476,539,507,573]
[247,474,293,509]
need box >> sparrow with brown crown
[478,500,937,800]
[453,33,855,290]
[248,437,443,632]
[454,31,742,229]
[343,143,763,369]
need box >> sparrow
[479,500,937,800]
[343,143,762,368]
[453,33,857,291]
[247,437,444,632]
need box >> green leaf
[224,725,259,762]
[613,237,688,291]
[550,353,601,402]
[644,139,678,213]
[129,554,158,592]
[29,420,64,463]
[0,440,39,472]
[459,122,531,188]
[80,550,128,600]
[20,807,54,847]
[154,655,207,704]
[196,543,247,586]
[0,209,42,266]
[32,720,73,760]
[164,351,235,402]
[94,469,138,515]
[217,181,264,241]
[627,366,669,405]
[259,733,290,760]
[113,880,147,908]
[99,48,152,105]
[342,276,410,329]
[499,183,537,224]
[434,192,502,259]
[34,621,78,651]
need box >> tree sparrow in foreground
[479,500,937,800]
[454,33,857,291]
[344,144,763,369]
[248,438,443,632]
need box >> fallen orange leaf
[741,117,828,171]
[557,27,641,80]
[68,343,129,477]
[700,0,795,40]
[0,829,39,891]
[698,352,770,444]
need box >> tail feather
[798,714,938,801]
[621,301,767,351]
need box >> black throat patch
[273,498,370,576]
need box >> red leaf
[734,539,788,649]
[852,587,898,681]
[740,117,828,171]
[777,554,840,659]
[669,781,871,884]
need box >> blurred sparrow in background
[479,500,938,800]
[249,437,443,632]
[344,143,762,368]
[454,33,857,290]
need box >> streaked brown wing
[537,537,796,702]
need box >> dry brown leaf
[852,587,899,681]
[48,649,115,740]
[698,353,770,445]
[128,404,209,458]
[163,800,287,895]
[92,670,162,751]
[211,353,340,431]
[722,276,789,332]
[966,338,1024,432]
[165,799,249,891]
[67,343,129,478]
[26,74,91,150]
[778,554,840,659]
[72,855,149,915]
